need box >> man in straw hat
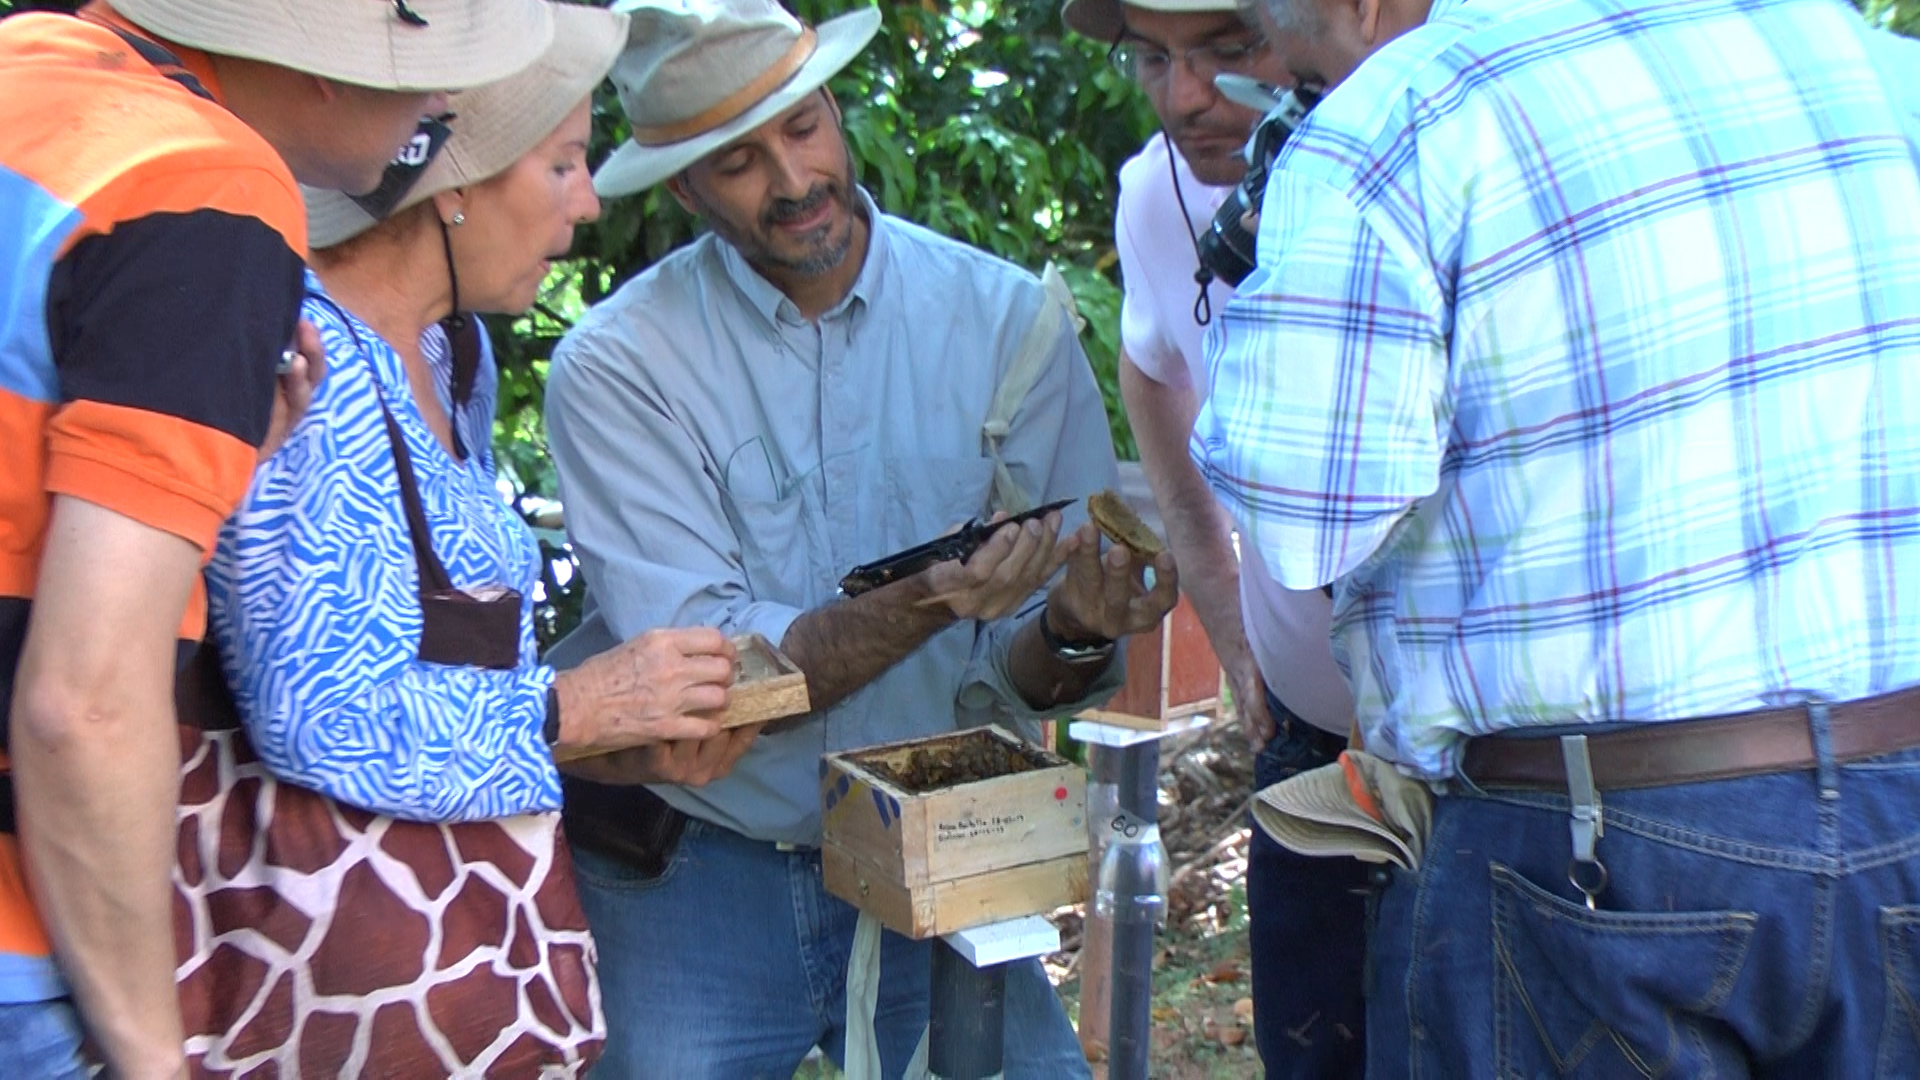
[1060,0,1366,1072]
[0,0,551,1073]
[541,0,1180,1072]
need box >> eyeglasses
[1107,36,1271,86]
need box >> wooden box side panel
[1095,622,1164,719]
[913,766,1085,886]
[820,757,919,885]
[823,846,936,939]
[1162,595,1222,712]
[717,633,811,729]
[925,853,1089,938]
[823,847,1090,940]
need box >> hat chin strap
[629,27,820,147]
[435,214,481,462]
[438,215,465,335]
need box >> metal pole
[1076,743,1124,1061]
[1103,738,1165,1080]
[929,937,1007,1080]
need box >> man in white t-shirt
[1061,0,1366,1073]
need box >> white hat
[1060,0,1242,44]
[114,0,555,92]
[592,0,882,198]
[303,2,630,249]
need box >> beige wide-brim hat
[303,3,630,249]
[1060,0,1241,43]
[592,0,882,199]
[114,0,555,92]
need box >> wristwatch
[1038,603,1115,666]
[543,684,563,748]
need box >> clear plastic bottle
[1093,809,1168,925]
[1097,808,1167,1080]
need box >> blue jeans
[1368,741,1920,1077]
[0,998,87,1079]
[1248,692,1368,1077]
[572,818,1090,1079]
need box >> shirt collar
[714,186,888,329]
[1426,0,1470,22]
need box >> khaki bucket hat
[303,2,630,248]
[1250,750,1434,870]
[592,0,882,198]
[113,0,556,92]
[1060,0,1243,44]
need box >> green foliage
[1864,0,1920,33]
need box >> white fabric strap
[845,911,886,1080]
[983,263,1083,515]
[844,910,932,1079]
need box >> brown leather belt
[1461,685,1920,792]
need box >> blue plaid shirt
[1195,0,1920,779]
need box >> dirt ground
[797,713,1265,1079]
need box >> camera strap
[1163,132,1216,327]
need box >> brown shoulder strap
[377,403,457,597]
[304,291,461,598]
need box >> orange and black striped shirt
[0,6,306,1001]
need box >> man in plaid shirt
[1201,0,1920,1070]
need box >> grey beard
[766,218,855,277]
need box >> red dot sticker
[1054,786,1069,801]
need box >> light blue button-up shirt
[1195,0,1920,779]
[546,199,1122,845]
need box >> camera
[1195,83,1322,288]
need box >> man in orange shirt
[0,1,554,1074]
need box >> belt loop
[1561,735,1608,909]
[1807,700,1839,800]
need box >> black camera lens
[1198,190,1259,287]
[1195,85,1322,289]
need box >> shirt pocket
[880,456,997,553]
[718,483,821,610]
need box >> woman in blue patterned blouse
[206,3,758,824]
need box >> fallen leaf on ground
[1204,961,1243,984]
[1220,1026,1248,1047]
[1233,997,1255,1023]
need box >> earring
[449,211,466,226]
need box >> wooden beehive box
[1075,592,1221,733]
[821,725,1088,939]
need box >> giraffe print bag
[170,645,605,1078]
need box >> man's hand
[1044,522,1180,643]
[551,628,736,759]
[920,510,1074,621]
[560,724,763,787]
[260,320,325,462]
[1229,662,1276,749]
